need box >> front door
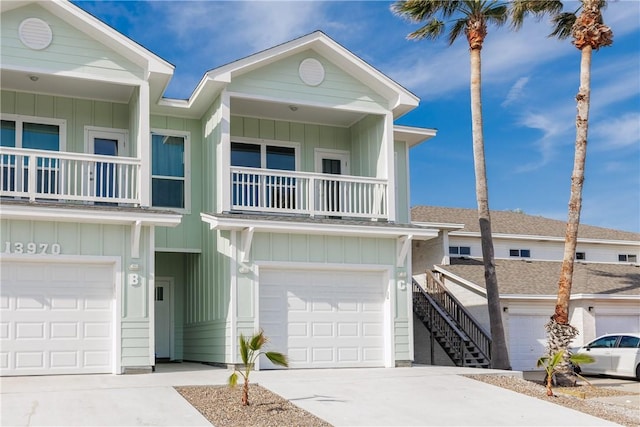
[86,129,126,200]
[154,278,172,359]
[315,149,349,216]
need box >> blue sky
[75,0,640,232]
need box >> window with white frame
[1,115,66,194]
[618,254,637,263]
[575,252,586,260]
[1,115,65,151]
[509,249,531,258]
[151,131,189,210]
[449,246,471,256]
[231,141,297,170]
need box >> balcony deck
[231,166,388,220]
[0,147,141,206]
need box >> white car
[573,333,640,380]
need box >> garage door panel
[0,261,115,376]
[596,315,640,336]
[509,315,549,371]
[259,269,386,369]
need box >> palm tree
[512,0,613,385]
[536,350,594,396]
[391,0,512,370]
[228,330,288,406]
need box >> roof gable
[199,31,419,118]
[412,206,640,242]
[439,258,640,296]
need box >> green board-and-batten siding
[227,50,388,113]
[1,90,131,155]
[1,4,144,82]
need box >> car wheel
[636,364,640,382]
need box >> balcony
[230,166,388,220]
[0,147,141,205]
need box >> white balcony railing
[0,147,141,205]
[231,166,388,219]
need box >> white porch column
[138,81,151,207]
[384,113,396,222]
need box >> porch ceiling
[0,69,135,103]
[231,97,367,128]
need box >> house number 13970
[4,242,61,255]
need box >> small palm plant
[228,330,288,406]
[537,349,594,396]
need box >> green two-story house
[0,0,438,375]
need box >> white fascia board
[154,78,227,119]
[198,31,418,114]
[503,294,640,301]
[0,205,182,227]
[201,213,439,240]
[433,265,487,296]
[46,0,174,76]
[413,221,464,231]
[394,125,437,148]
[449,231,640,246]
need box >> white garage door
[0,260,115,376]
[596,315,640,336]
[508,315,549,371]
[259,269,387,369]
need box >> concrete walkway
[1,363,619,426]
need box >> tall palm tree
[512,0,613,385]
[391,0,512,370]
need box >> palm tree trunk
[469,47,511,370]
[549,42,593,388]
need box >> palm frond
[391,0,446,22]
[569,353,595,366]
[550,12,577,39]
[408,18,446,41]
[511,0,564,29]
[248,331,266,351]
[264,351,289,367]
[447,19,467,45]
[484,4,509,27]
[239,333,249,364]
[228,371,238,387]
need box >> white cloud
[515,112,573,172]
[502,77,530,107]
[590,113,640,151]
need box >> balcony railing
[0,147,141,205]
[231,166,388,219]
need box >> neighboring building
[0,1,439,376]
[412,206,640,371]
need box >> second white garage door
[0,260,115,376]
[508,314,549,371]
[259,268,387,369]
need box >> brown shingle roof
[438,258,640,296]
[412,206,640,241]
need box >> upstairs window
[449,246,471,256]
[575,252,586,260]
[1,116,63,151]
[509,249,531,258]
[151,131,189,210]
[618,254,637,263]
[231,141,297,171]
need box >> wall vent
[298,58,325,87]
[19,18,53,50]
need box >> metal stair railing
[424,270,492,364]
[412,279,471,366]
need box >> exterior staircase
[413,271,491,368]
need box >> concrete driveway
[1,363,619,426]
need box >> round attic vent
[19,18,53,50]
[298,58,325,87]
